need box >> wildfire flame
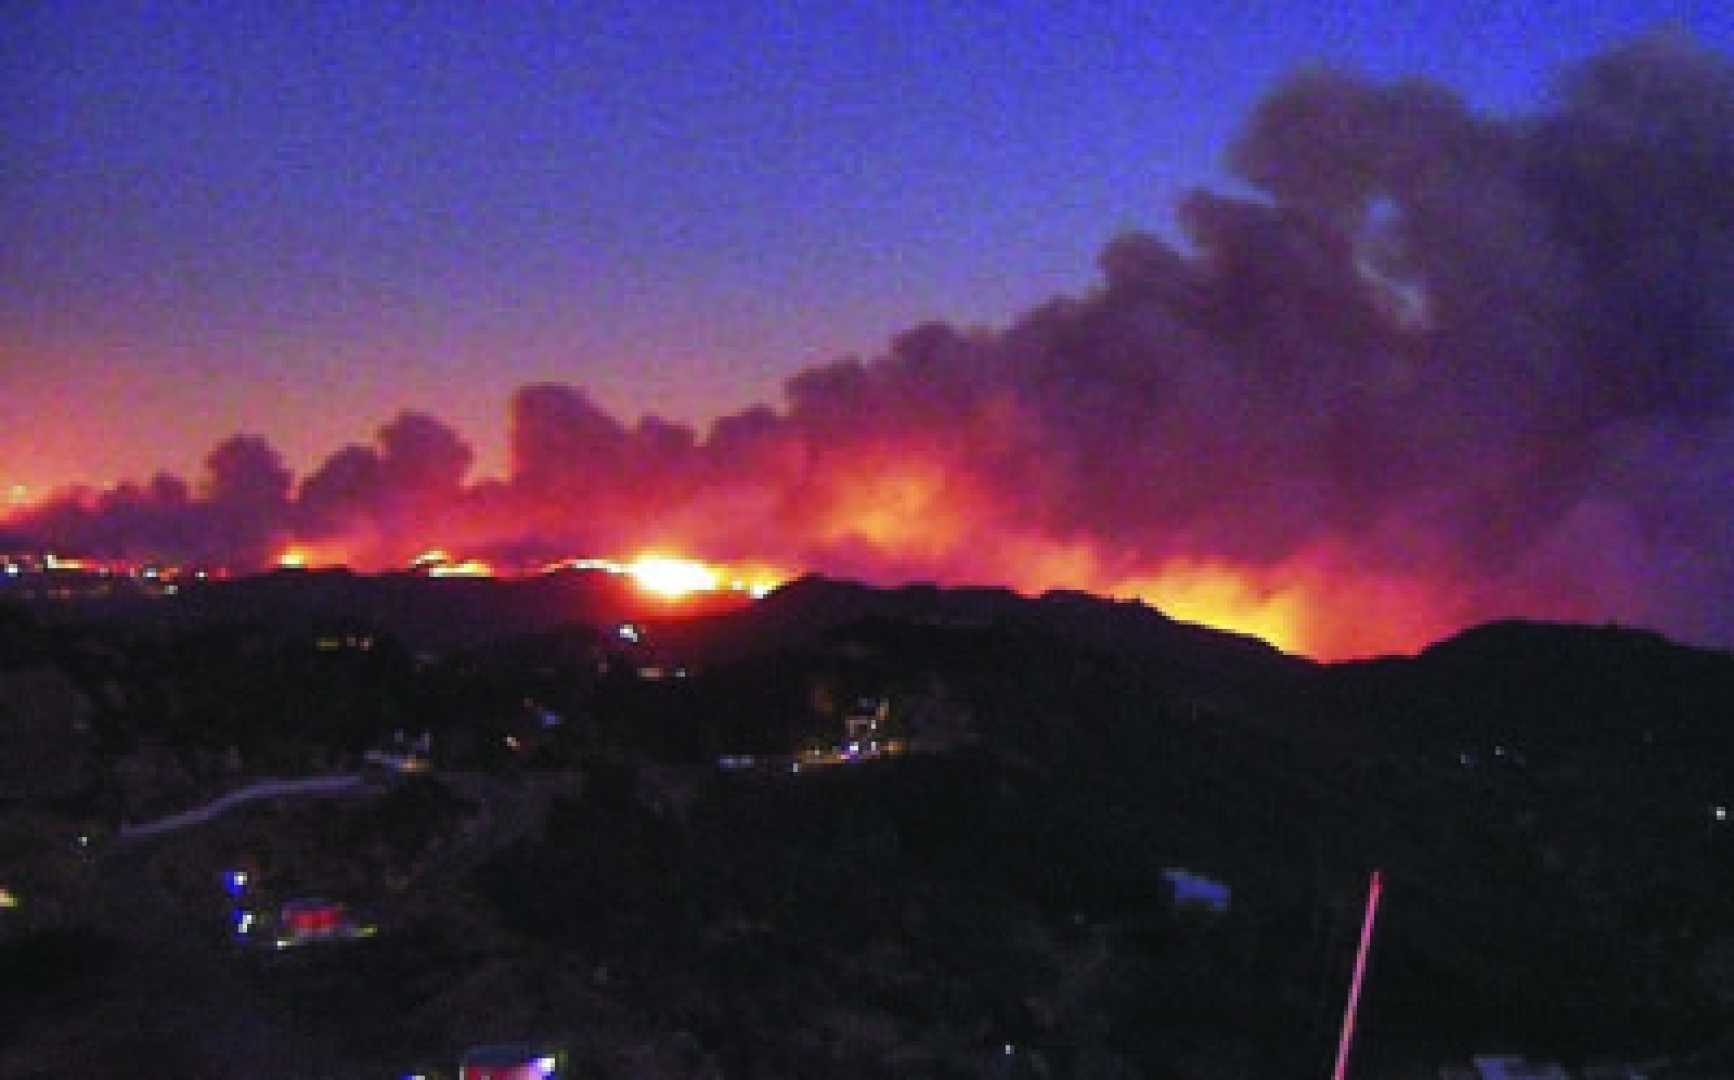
[37,522,1444,656]
[1113,561,1308,655]
[536,553,787,601]
[271,528,1419,654]
[625,555,721,598]
[427,559,494,578]
[13,43,1728,666]
[274,544,350,570]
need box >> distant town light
[534,1056,559,1076]
[1715,805,1728,822]
[0,885,18,909]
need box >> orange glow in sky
[1112,561,1309,655]
[816,458,967,558]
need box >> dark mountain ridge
[8,575,1734,1073]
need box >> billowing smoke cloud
[296,412,475,544]
[8,436,292,565]
[7,34,1732,658]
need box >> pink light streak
[1331,869,1384,1080]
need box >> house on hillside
[844,696,889,743]
[363,730,433,777]
[270,898,375,949]
[459,1042,567,1079]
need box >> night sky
[7,1,1728,488]
[4,3,1734,659]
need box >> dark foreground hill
[4,580,1734,1076]
[2,566,752,653]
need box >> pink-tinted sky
[6,5,1734,660]
[6,1,1728,495]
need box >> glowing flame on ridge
[536,553,787,601]
[427,559,494,578]
[275,543,350,570]
[626,555,723,599]
[1113,560,1308,655]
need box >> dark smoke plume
[7,34,1732,657]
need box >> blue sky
[3,0,1730,485]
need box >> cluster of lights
[0,553,209,592]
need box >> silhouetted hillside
[660,573,1314,697]
[8,568,752,653]
[10,577,1734,1073]
[1314,617,1734,765]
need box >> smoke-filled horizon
[8,34,1733,660]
